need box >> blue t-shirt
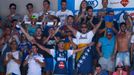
[99,36,115,59]
[27,24,39,36]
[100,70,108,75]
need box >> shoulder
[66,9,72,12]
[88,31,94,35]
[66,10,73,15]
[56,10,61,14]
[76,31,81,37]
[99,37,106,42]
[112,72,117,75]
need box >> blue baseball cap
[104,15,114,22]
[106,28,113,34]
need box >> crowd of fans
[0,0,134,75]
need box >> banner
[75,0,134,20]
[58,0,134,20]
[108,0,134,20]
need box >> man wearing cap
[96,28,115,75]
[26,15,40,36]
[35,40,88,74]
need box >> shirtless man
[113,22,131,72]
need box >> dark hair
[81,23,87,27]
[120,22,126,27]
[86,6,93,11]
[36,27,43,33]
[78,0,88,15]
[11,19,17,23]
[9,3,16,9]
[53,16,60,22]
[61,0,67,5]
[102,0,108,3]
[57,40,64,44]
[10,40,17,46]
[26,3,33,9]
[32,44,38,48]
[43,0,50,5]
[67,15,74,20]
[96,64,101,68]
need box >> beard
[121,29,126,32]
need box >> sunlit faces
[106,33,113,39]
[102,0,108,8]
[43,1,50,10]
[61,2,67,11]
[36,28,42,36]
[5,27,11,35]
[57,41,64,49]
[81,1,87,9]
[10,41,17,50]
[108,10,114,16]
[48,27,55,35]
[27,4,33,12]
[81,24,88,33]
[31,45,38,53]
[87,9,93,16]
[66,30,72,36]
[11,20,17,28]
[97,11,105,18]
[120,23,127,32]
[67,16,74,25]
[21,34,26,41]
[95,67,101,74]
[9,4,16,14]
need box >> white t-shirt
[38,10,55,16]
[38,10,55,22]
[26,54,44,75]
[131,35,134,43]
[6,51,21,75]
[73,31,94,45]
[50,49,73,58]
[56,9,73,24]
[23,13,39,22]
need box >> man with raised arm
[112,22,132,74]
[35,40,88,74]
[66,17,103,74]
